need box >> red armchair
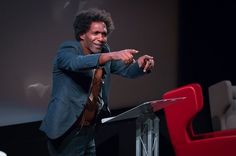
[159,83,236,156]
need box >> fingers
[126,49,138,54]
[119,49,138,64]
[143,58,154,72]
[143,55,154,60]
[124,58,135,64]
[116,50,154,71]
[136,55,155,72]
[123,49,138,60]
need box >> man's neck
[79,40,89,55]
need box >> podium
[96,97,185,156]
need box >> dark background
[179,0,236,134]
[1,0,236,155]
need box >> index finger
[144,55,154,60]
[126,49,139,54]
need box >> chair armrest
[176,135,236,156]
[191,128,236,139]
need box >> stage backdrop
[0,0,178,126]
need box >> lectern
[96,97,185,156]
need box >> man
[40,8,154,156]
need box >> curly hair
[73,8,115,41]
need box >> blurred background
[0,0,178,126]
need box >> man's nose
[98,34,107,43]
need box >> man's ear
[80,34,85,40]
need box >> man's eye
[102,33,107,37]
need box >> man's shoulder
[59,40,81,50]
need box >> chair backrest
[162,83,203,145]
[208,80,236,130]
[208,80,233,119]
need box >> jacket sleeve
[56,41,101,72]
[110,60,146,78]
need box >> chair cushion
[225,107,236,129]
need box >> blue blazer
[40,41,145,139]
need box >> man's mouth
[94,44,102,48]
[93,44,104,51]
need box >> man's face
[80,21,108,54]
